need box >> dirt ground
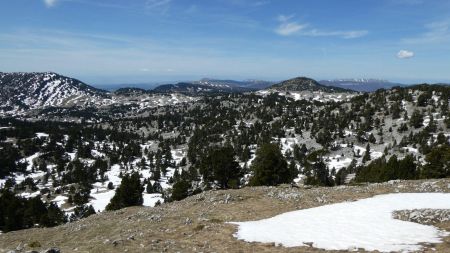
[1,179,450,253]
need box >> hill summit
[270,77,352,92]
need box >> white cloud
[275,14,367,39]
[275,22,307,36]
[275,15,307,36]
[397,50,415,59]
[43,0,58,7]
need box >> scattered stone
[184,217,192,225]
[393,209,450,225]
[40,248,60,253]
[224,194,231,204]
[112,240,123,247]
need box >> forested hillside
[0,77,449,233]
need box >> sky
[0,0,450,85]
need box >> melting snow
[231,193,450,252]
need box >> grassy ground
[1,179,450,253]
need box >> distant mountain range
[100,78,415,93]
[2,72,447,113]
[319,79,405,92]
[153,82,254,93]
[152,78,274,93]
[195,78,274,90]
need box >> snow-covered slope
[0,72,109,110]
[0,72,200,116]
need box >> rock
[40,248,60,253]
[303,242,314,247]
[16,243,24,251]
[224,194,231,204]
[112,240,123,247]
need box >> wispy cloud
[397,49,415,59]
[275,14,367,39]
[403,20,450,44]
[303,29,368,39]
[224,0,270,7]
[275,15,307,36]
[145,0,171,14]
[43,0,58,8]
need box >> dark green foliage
[0,143,23,178]
[199,146,242,189]
[107,182,114,190]
[106,172,144,211]
[362,144,371,163]
[355,155,418,183]
[304,161,334,186]
[39,202,66,227]
[249,143,292,186]
[70,205,96,221]
[0,188,66,232]
[368,133,376,144]
[409,110,423,128]
[170,180,190,201]
[420,145,450,179]
[417,91,432,107]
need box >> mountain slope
[0,179,449,253]
[0,72,108,109]
[270,77,352,92]
[319,79,404,92]
[153,82,253,94]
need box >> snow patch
[231,193,450,252]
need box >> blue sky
[0,0,450,85]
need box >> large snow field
[231,193,450,252]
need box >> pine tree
[409,110,423,128]
[199,146,242,189]
[171,180,190,201]
[249,143,291,186]
[106,172,144,211]
[362,144,371,163]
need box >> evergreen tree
[421,145,450,179]
[106,172,144,211]
[305,161,334,186]
[362,144,371,163]
[409,110,423,128]
[199,146,242,189]
[171,180,190,201]
[249,143,291,186]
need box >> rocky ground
[1,179,450,253]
